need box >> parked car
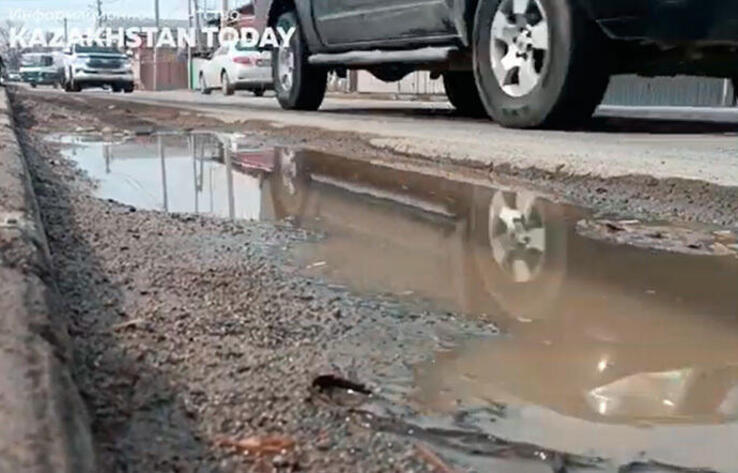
[198,42,272,96]
[19,52,61,88]
[256,0,738,128]
[62,44,134,93]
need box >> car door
[311,0,458,47]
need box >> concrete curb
[0,88,96,472]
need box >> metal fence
[139,61,189,91]
[352,71,736,107]
[601,75,734,107]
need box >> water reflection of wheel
[473,189,567,320]
[489,191,546,283]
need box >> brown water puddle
[54,132,738,472]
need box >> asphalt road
[28,85,738,187]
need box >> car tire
[253,88,265,97]
[443,72,487,117]
[272,11,327,111]
[30,83,37,88]
[66,80,81,93]
[124,84,134,94]
[473,0,610,129]
[112,85,122,93]
[199,74,211,95]
[222,72,235,96]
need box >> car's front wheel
[272,11,327,111]
[473,0,610,128]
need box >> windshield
[21,55,53,67]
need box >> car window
[21,55,53,67]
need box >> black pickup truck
[256,0,738,129]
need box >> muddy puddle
[54,132,738,472]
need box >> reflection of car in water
[249,145,738,416]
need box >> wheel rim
[277,44,295,92]
[490,0,550,97]
[488,190,546,283]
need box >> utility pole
[153,0,160,91]
[96,0,103,27]
[187,0,193,89]
[63,18,68,44]
[193,0,202,53]
[221,0,229,28]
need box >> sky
[1,0,241,29]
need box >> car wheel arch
[267,0,296,28]
[464,0,601,43]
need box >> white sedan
[199,43,273,96]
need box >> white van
[19,52,61,88]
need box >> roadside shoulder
[0,87,95,473]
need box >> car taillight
[233,57,254,65]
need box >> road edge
[0,87,96,472]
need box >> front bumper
[234,67,272,89]
[74,70,134,84]
[590,0,738,43]
[20,71,59,84]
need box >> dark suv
[256,0,738,129]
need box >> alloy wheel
[490,0,550,97]
[277,45,295,92]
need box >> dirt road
[18,86,738,228]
